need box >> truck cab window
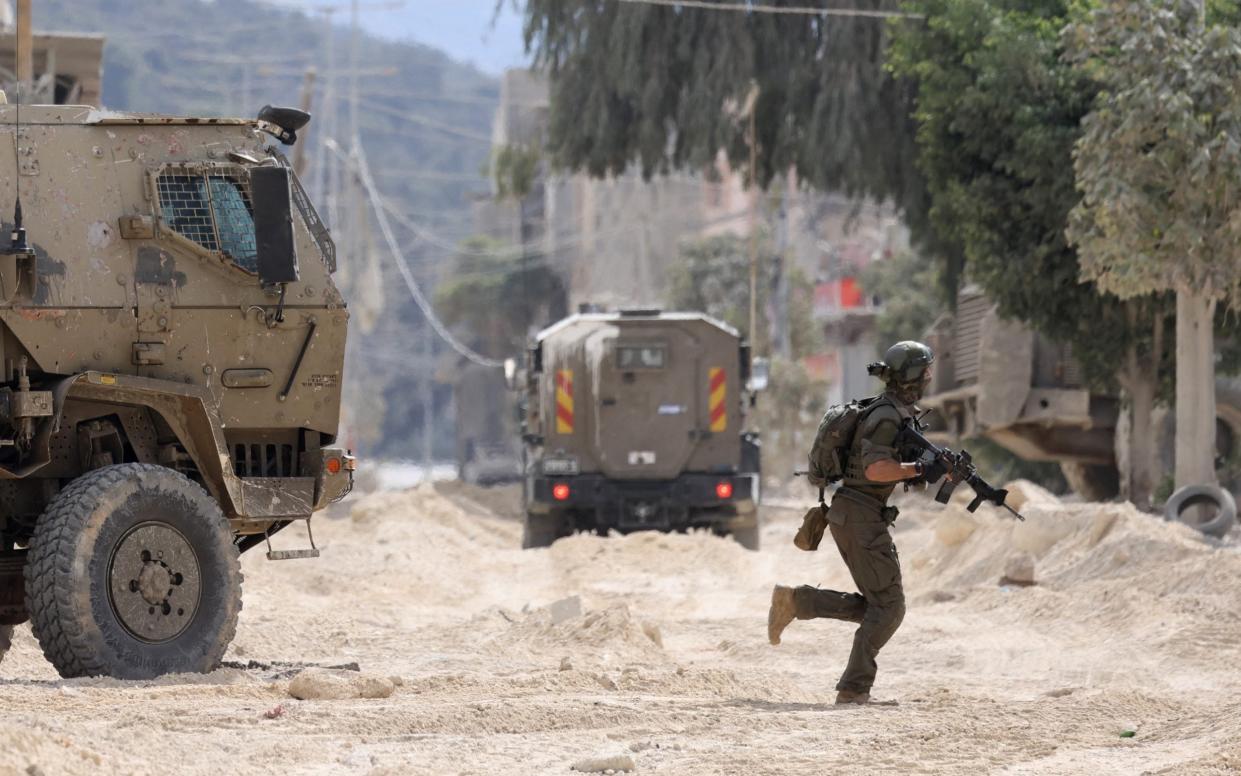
[206,176,258,272]
[156,168,258,273]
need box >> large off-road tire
[25,464,242,679]
[522,511,567,549]
[1059,462,1120,502]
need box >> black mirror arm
[274,283,287,324]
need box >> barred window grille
[157,169,258,273]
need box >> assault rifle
[898,417,1026,521]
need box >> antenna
[5,0,31,258]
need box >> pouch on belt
[794,504,828,551]
[794,486,829,551]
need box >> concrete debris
[570,754,636,773]
[286,668,396,701]
[999,552,1037,587]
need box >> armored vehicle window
[617,344,666,369]
[156,169,258,273]
[207,176,258,272]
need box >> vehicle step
[266,548,320,561]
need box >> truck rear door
[593,327,701,479]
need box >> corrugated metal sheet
[954,293,989,386]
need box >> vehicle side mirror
[503,357,520,390]
[251,166,300,285]
[747,357,770,392]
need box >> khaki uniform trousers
[791,493,905,693]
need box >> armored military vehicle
[517,310,764,549]
[920,287,1241,500]
[0,98,352,678]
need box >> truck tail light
[326,457,342,475]
[552,483,571,501]
[715,481,733,500]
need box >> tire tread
[24,463,242,678]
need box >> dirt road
[2,480,1239,775]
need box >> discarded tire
[1163,484,1237,538]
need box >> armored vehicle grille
[233,443,295,478]
[156,168,258,272]
[953,293,990,386]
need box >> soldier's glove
[916,456,950,484]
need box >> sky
[270,0,532,76]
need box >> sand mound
[349,485,519,550]
[490,604,666,662]
[916,497,1206,589]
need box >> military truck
[920,287,1241,500]
[516,310,764,549]
[0,98,352,678]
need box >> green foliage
[664,233,818,359]
[520,0,928,226]
[1067,1,1241,306]
[492,144,543,200]
[435,237,569,359]
[887,0,1147,388]
[859,251,942,347]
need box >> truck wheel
[1059,462,1120,502]
[522,511,566,549]
[1164,484,1237,538]
[731,523,761,552]
[25,464,242,679]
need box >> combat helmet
[867,341,934,402]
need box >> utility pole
[292,67,316,177]
[15,0,31,91]
[349,0,360,144]
[744,82,760,353]
[421,322,434,478]
[774,183,791,358]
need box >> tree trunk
[1175,288,1218,490]
[1116,305,1159,510]
[1125,368,1158,510]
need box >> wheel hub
[108,523,202,643]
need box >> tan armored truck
[921,287,1241,500]
[0,101,352,678]
[516,310,764,549]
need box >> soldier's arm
[859,411,920,482]
[864,458,920,482]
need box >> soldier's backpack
[806,395,886,489]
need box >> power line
[359,98,493,143]
[345,139,505,369]
[615,0,923,19]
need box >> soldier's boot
[767,585,797,645]
[835,689,870,705]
